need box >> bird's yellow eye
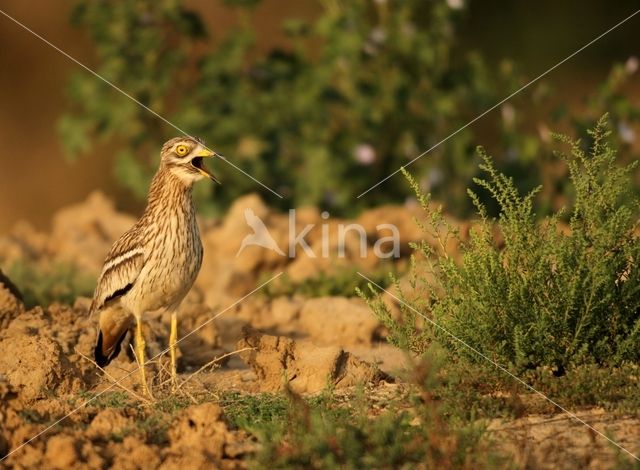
[175,145,190,156]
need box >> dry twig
[77,350,152,404]
[176,347,255,392]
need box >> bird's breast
[127,208,203,313]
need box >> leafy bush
[364,116,640,373]
[61,2,640,218]
[60,0,533,216]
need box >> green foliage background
[59,0,640,216]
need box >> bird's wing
[90,232,146,314]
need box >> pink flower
[619,121,636,144]
[354,144,376,165]
[625,56,639,75]
[447,0,464,10]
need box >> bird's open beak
[191,148,221,184]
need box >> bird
[90,136,220,396]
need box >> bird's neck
[144,166,194,215]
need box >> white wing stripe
[100,248,144,277]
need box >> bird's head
[160,136,220,186]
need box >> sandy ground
[0,192,638,468]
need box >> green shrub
[60,0,532,216]
[61,2,640,218]
[364,116,640,373]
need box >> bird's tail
[94,307,134,367]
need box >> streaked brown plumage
[90,136,219,394]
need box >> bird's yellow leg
[170,311,178,390]
[135,317,151,397]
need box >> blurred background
[1,0,639,232]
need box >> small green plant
[107,428,131,443]
[61,0,531,216]
[364,116,640,374]
[18,409,46,424]
[247,359,500,469]
[153,396,192,414]
[219,391,290,432]
[136,413,171,445]
[6,261,95,308]
[78,391,133,409]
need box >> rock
[284,246,337,282]
[284,219,381,282]
[0,192,135,307]
[0,333,81,402]
[230,296,303,335]
[237,330,389,393]
[194,193,407,304]
[299,297,381,346]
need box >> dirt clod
[0,269,23,329]
[168,403,231,462]
[45,434,78,469]
[109,436,160,470]
[0,333,81,402]
[238,330,388,393]
[87,409,131,441]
